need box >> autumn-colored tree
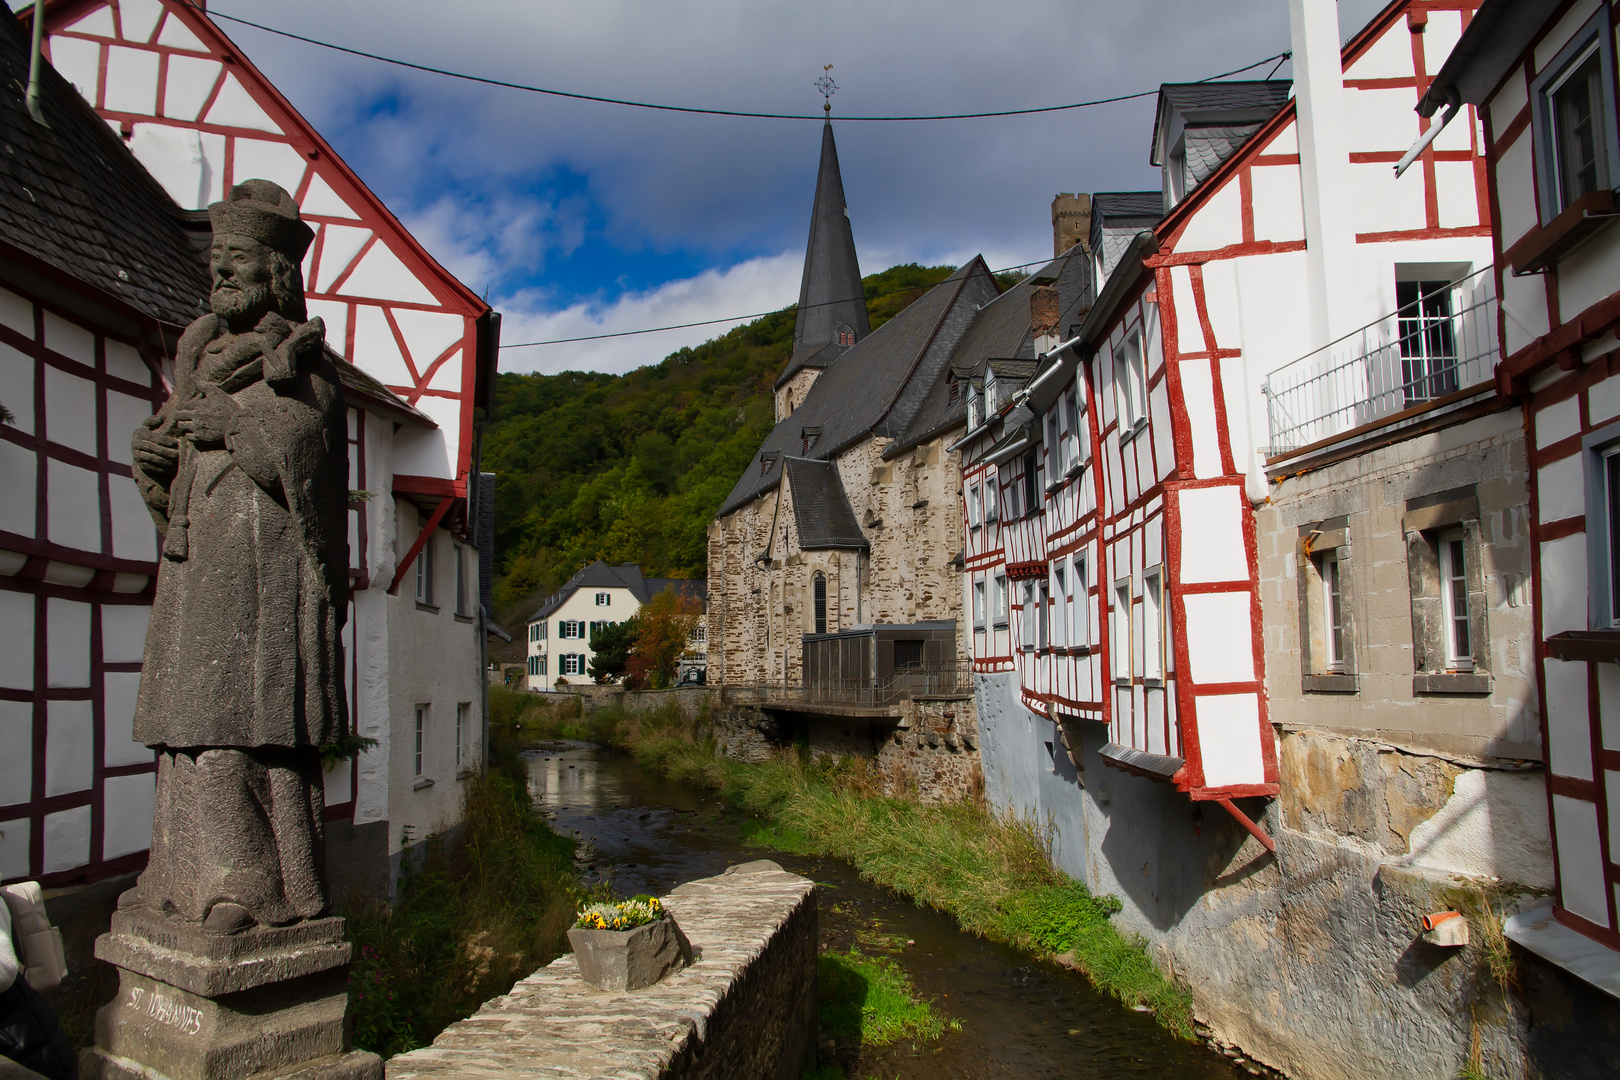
[624,589,701,689]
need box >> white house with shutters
[0,0,499,898]
[525,562,706,687]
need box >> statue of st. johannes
[128,179,348,935]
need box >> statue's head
[207,179,315,328]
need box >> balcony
[1263,267,1499,461]
[725,659,975,718]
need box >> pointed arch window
[813,572,828,634]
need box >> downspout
[1395,88,1461,178]
[26,0,49,127]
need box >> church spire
[783,77,868,382]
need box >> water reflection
[521,741,1244,1079]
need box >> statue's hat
[208,179,314,260]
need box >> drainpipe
[26,0,49,127]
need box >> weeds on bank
[818,947,957,1046]
[593,699,1196,1039]
[342,739,583,1058]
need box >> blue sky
[196,0,1391,374]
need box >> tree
[587,618,638,683]
[625,588,701,689]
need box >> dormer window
[967,383,982,429]
[837,327,856,347]
[801,426,822,454]
[949,377,960,403]
[760,451,779,476]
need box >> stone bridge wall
[385,862,817,1080]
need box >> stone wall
[706,431,967,688]
[385,862,817,1080]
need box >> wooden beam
[388,496,453,596]
[1216,797,1276,854]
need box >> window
[894,639,924,670]
[415,530,434,605]
[529,622,539,642]
[1143,569,1163,681]
[1023,450,1040,514]
[973,578,986,628]
[562,654,582,675]
[968,483,982,530]
[1045,411,1061,483]
[1322,553,1347,673]
[802,426,821,454]
[1439,530,1473,671]
[692,624,706,644]
[986,475,1001,522]
[538,621,548,641]
[1396,280,1459,406]
[1020,580,1036,651]
[1051,563,1068,649]
[595,592,610,606]
[813,572,827,634]
[949,377,960,403]
[1063,385,1083,471]
[454,543,469,615]
[414,705,427,776]
[1003,464,1021,520]
[1112,580,1132,682]
[456,702,470,770]
[994,574,1009,627]
[1072,555,1090,647]
[967,383,982,429]
[1114,330,1146,430]
[1604,443,1620,626]
[1532,11,1619,222]
[529,655,546,677]
[1037,579,1050,651]
[560,620,584,639]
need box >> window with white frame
[1063,385,1083,471]
[1003,463,1021,520]
[1020,580,1036,651]
[562,654,583,675]
[1532,11,1619,222]
[1112,579,1132,682]
[560,620,584,639]
[595,592,610,606]
[1143,568,1163,681]
[1037,578,1050,651]
[1072,554,1089,647]
[986,477,1000,523]
[415,529,434,605]
[530,655,546,677]
[1438,529,1474,671]
[1114,330,1147,430]
[967,382,982,429]
[1044,411,1061,483]
[994,574,1009,627]
[1051,563,1067,649]
[414,704,428,776]
[973,578,986,629]
[968,483,982,530]
[1322,552,1348,673]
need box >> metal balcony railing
[1263,266,1499,456]
[725,659,975,709]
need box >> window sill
[416,601,439,614]
[454,612,474,624]
[1303,673,1359,694]
[1545,630,1620,663]
[1119,418,1149,444]
[1507,188,1618,274]
[1504,905,1620,1002]
[1065,462,1085,481]
[1413,671,1493,695]
[456,767,477,781]
[412,777,435,791]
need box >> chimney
[1030,286,1060,345]
[1290,0,1359,346]
[1051,193,1091,257]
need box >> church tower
[774,114,869,421]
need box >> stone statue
[128,178,347,935]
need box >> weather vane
[816,65,837,116]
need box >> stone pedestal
[81,908,382,1080]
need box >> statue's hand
[175,384,238,447]
[132,415,179,474]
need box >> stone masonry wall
[385,862,817,1080]
[706,431,966,688]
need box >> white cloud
[495,252,803,375]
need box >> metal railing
[1263,266,1499,456]
[725,659,975,709]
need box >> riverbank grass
[593,699,1196,1039]
[818,947,956,1046]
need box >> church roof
[784,458,867,550]
[0,6,208,328]
[776,121,870,390]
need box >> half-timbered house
[1,0,499,897]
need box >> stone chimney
[1051,193,1091,256]
[1030,286,1060,345]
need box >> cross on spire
[816,65,837,116]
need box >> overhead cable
[499,255,1066,348]
[196,4,1289,123]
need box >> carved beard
[210,280,275,323]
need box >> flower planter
[567,916,690,992]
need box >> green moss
[817,948,956,1046]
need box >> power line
[499,255,1064,349]
[199,3,1288,123]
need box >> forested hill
[484,262,995,628]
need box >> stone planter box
[567,917,691,992]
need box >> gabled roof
[527,562,706,622]
[1091,191,1167,219]
[777,120,870,389]
[784,457,867,550]
[722,258,997,516]
[0,6,207,328]
[1150,80,1293,165]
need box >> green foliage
[995,882,1123,954]
[317,732,379,765]
[817,948,955,1046]
[587,617,638,683]
[343,752,582,1057]
[484,264,959,622]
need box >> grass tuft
[817,948,957,1046]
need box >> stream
[522,740,1248,1079]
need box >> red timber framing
[32,0,494,504]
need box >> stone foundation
[385,862,817,1080]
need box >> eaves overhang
[1074,231,1160,353]
[1418,0,1563,114]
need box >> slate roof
[1090,191,1168,220]
[777,121,870,389]
[721,258,998,516]
[1183,124,1265,189]
[783,457,867,550]
[0,6,208,327]
[527,562,705,622]
[1150,81,1292,163]
[1090,192,1165,283]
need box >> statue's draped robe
[131,312,348,926]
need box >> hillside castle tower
[773,119,868,421]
